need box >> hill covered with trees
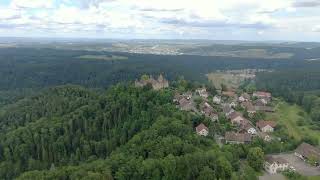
[0,84,264,179]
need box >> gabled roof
[225,132,252,142]
[242,123,255,131]
[242,102,255,112]
[256,120,277,129]
[222,105,233,114]
[295,143,320,161]
[253,91,271,97]
[196,123,209,133]
[229,111,242,120]
[265,156,288,164]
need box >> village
[136,74,320,178]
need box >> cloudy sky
[0,0,319,41]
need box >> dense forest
[0,84,265,179]
[0,47,315,91]
[0,46,320,179]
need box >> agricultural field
[267,100,320,143]
[207,69,258,89]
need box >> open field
[207,72,243,89]
[78,55,128,61]
[266,101,320,143]
[207,69,260,89]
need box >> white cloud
[0,0,319,40]
[312,25,320,32]
[11,0,54,9]
[0,8,20,20]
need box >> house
[228,101,237,108]
[295,142,320,166]
[255,98,268,106]
[208,112,219,122]
[259,132,272,142]
[196,123,209,136]
[184,91,193,100]
[222,105,234,117]
[200,102,218,121]
[213,95,221,104]
[241,123,257,135]
[178,98,193,111]
[253,91,272,99]
[196,88,209,99]
[238,93,250,102]
[241,102,256,115]
[135,74,169,90]
[264,156,289,174]
[225,132,252,144]
[256,120,277,132]
[229,112,248,126]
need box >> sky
[0,0,319,41]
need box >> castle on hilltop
[135,74,169,90]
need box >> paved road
[272,153,320,176]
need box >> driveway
[272,153,320,176]
[259,173,285,180]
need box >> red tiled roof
[196,123,208,133]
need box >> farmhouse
[256,120,277,132]
[295,142,320,166]
[196,123,209,136]
[225,132,252,144]
[264,156,289,174]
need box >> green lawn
[308,176,320,180]
[267,100,320,143]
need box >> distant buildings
[264,156,289,174]
[196,123,209,136]
[295,142,320,166]
[135,74,169,90]
[253,91,272,99]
